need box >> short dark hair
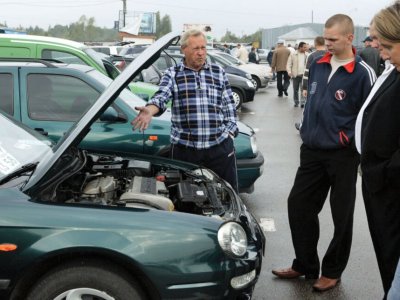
[325,14,354,34]
[314,36,325,46]
[298,42,306,49]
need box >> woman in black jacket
[356,2,400,298]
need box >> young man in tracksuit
[272,14,376,292]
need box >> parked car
[164,45,254,83]
[257,48,270,63]
[210,50,272,90]
[89,45,126,56]
[0,57,263,193]
[109,53,256,109]
[0,33,265,300]
[0,33,159,100]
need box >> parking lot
[238,82,383,299]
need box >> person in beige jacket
[271,40,291,97]
[287,41,309,107]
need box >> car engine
[55,154,231,216]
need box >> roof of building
[278,27,319,40]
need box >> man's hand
[131,105,159,132]
[302,90,308,98]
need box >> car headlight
[245,73,252,80]
[218,222,247,257]
[246,79,255,88]
[250,135,258,154]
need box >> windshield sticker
[0,146,21,174]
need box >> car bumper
[243,87,256,103]
[259,76,271,88]
[237,151,264,193]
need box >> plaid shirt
[148,61,238,149]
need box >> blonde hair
[325,14,354,35]
[373,0,400,42]
[180,29,206,48]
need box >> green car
[0,33,158,100]
[0,33,264,300]
[0,66,263,194]
[0,33,264,193]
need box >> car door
[18,67,147,155]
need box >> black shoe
[295,122,301,130]
[284,90,288,96]
[301,104,304,108]
[278,94,283,97]
[294,104,299,107]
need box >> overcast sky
[0,0,394,38]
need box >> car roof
[0,33,86,50]
[0,58,96,72]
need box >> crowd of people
[132,1,400,298]
[269,2,400,299]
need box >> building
[261,22,368,49]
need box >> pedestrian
[355,1,400,298]
[223,43,230,54]
[271,40,291,97]
[388,259,400,300]
[248,47,259,64]
[267,47,276,80]
[272,14,375,292]
[295,36,326,131]
[286,41,308,107]
[235,43,249,63]
[131,29,239,192]
[302,36,327,99]
[359,36,381,76]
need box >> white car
[211,50,272,90]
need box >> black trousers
[170,137,238,192]
[362,181,400,298]
[289,144,359,278]
[277,71,290,95]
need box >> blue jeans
[388,258,400,300]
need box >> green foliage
[155,12,172,40]
[23,15,119,42]
[220,29,263,45]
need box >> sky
[0,0,394,39]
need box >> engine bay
[55,153,235,217]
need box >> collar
[179,59,210,72]
[317,47,357,73]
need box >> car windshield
[86,69,149,108]
[0,113,53,180]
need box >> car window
[0,73,13,115]
[141,66,160,84]
[41,50,87,65]
[154,56,169,72]
[27,74,100,121]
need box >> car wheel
[251,76,260,91]
[26,259,146,300]
[231,88,243,110]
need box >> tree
[155,13,172,40]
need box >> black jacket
[360,69,400,193]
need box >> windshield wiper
[0,162,38,185]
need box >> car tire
[251,76,260,91]
[231,88,243,110]
[26,259,146,300]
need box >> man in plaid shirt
[132,29,239,192]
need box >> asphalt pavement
[237,81,383,300]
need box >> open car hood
[23,32,181,191]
